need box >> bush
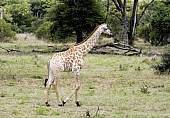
[138,1,170,46]
[0,19,16,42]
[35,21,53,40]
[154,47,170,74]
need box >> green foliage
[138,0,170,46]
[29,0,52,19]
[6,80,16,86]
[0,91,7,97]
[154,47,170,74]
[31,18,44,32]
[51,111,60,116]
[0,19,16,42]
[35,21,53,40]
[47,0,105,42]
[6,1,36,32]
[106,0,142,43]
[12,109,22,115]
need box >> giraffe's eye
[103,27,108,31]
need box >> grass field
[0,34,170,118]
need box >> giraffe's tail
[44,78,48,87]
[44,60,50,87]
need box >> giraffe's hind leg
[53,77,63,106]
[45,67,54,107]
[45,83,51,107]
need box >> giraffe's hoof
[45,102,50,107]
[75,101,81,107]
[58,101,66,107]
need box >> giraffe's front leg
[63,70,81,107]
[74,79,81,107]
[74,68,81,106]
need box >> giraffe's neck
[77,27,102,55]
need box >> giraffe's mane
[74,25,100,46]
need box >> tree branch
[115,14,122,22]
[138,0,155,23]
[117,0,123,9]
[111,0,122,13]
[0,46,21,52]
[105,0,110,22]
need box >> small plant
[140,84,150,94]
[12,109,22,115]
[17,99,25,105]
[31,75,43,79]
[153,47,170,74]
[36,106,50,115]
[165,87,170,93]
[0,59,8,63]
[119,64,129,71]
[86,85,95,96]
[51,111,60,116]
[6,81,16,86]
[0,91,7,97]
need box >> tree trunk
[111,0,154,46]
[0,9,4,19]
[76,29,83,44]
[128,0,138,46]
[122,0,128,45]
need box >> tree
[35,21,53,40]
[6,1,36,32]
[154,47,170,74]
[138,0,170,46]
[29,0,52,19]
[110,0,155,46]
[0,19,16,42]
[48,0,105,43]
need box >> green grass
[0,34,170,118]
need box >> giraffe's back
[49,46,84,73]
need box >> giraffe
[45,23,112,107]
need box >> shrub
[0,19,16,42]
[154,47,170,74]
[35,21,53,40]
[138,1,170,46]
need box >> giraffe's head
[100,24,112,35]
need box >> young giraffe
[45,24,112,107]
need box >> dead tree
[111,0,155,46]
[0,9,4,19]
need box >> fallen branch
[94,106,100,117]
[92,42,142,56]
[0,46,21,52]
[0,43,142,56]
[52,47,69,53]
[32,49,47,53]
